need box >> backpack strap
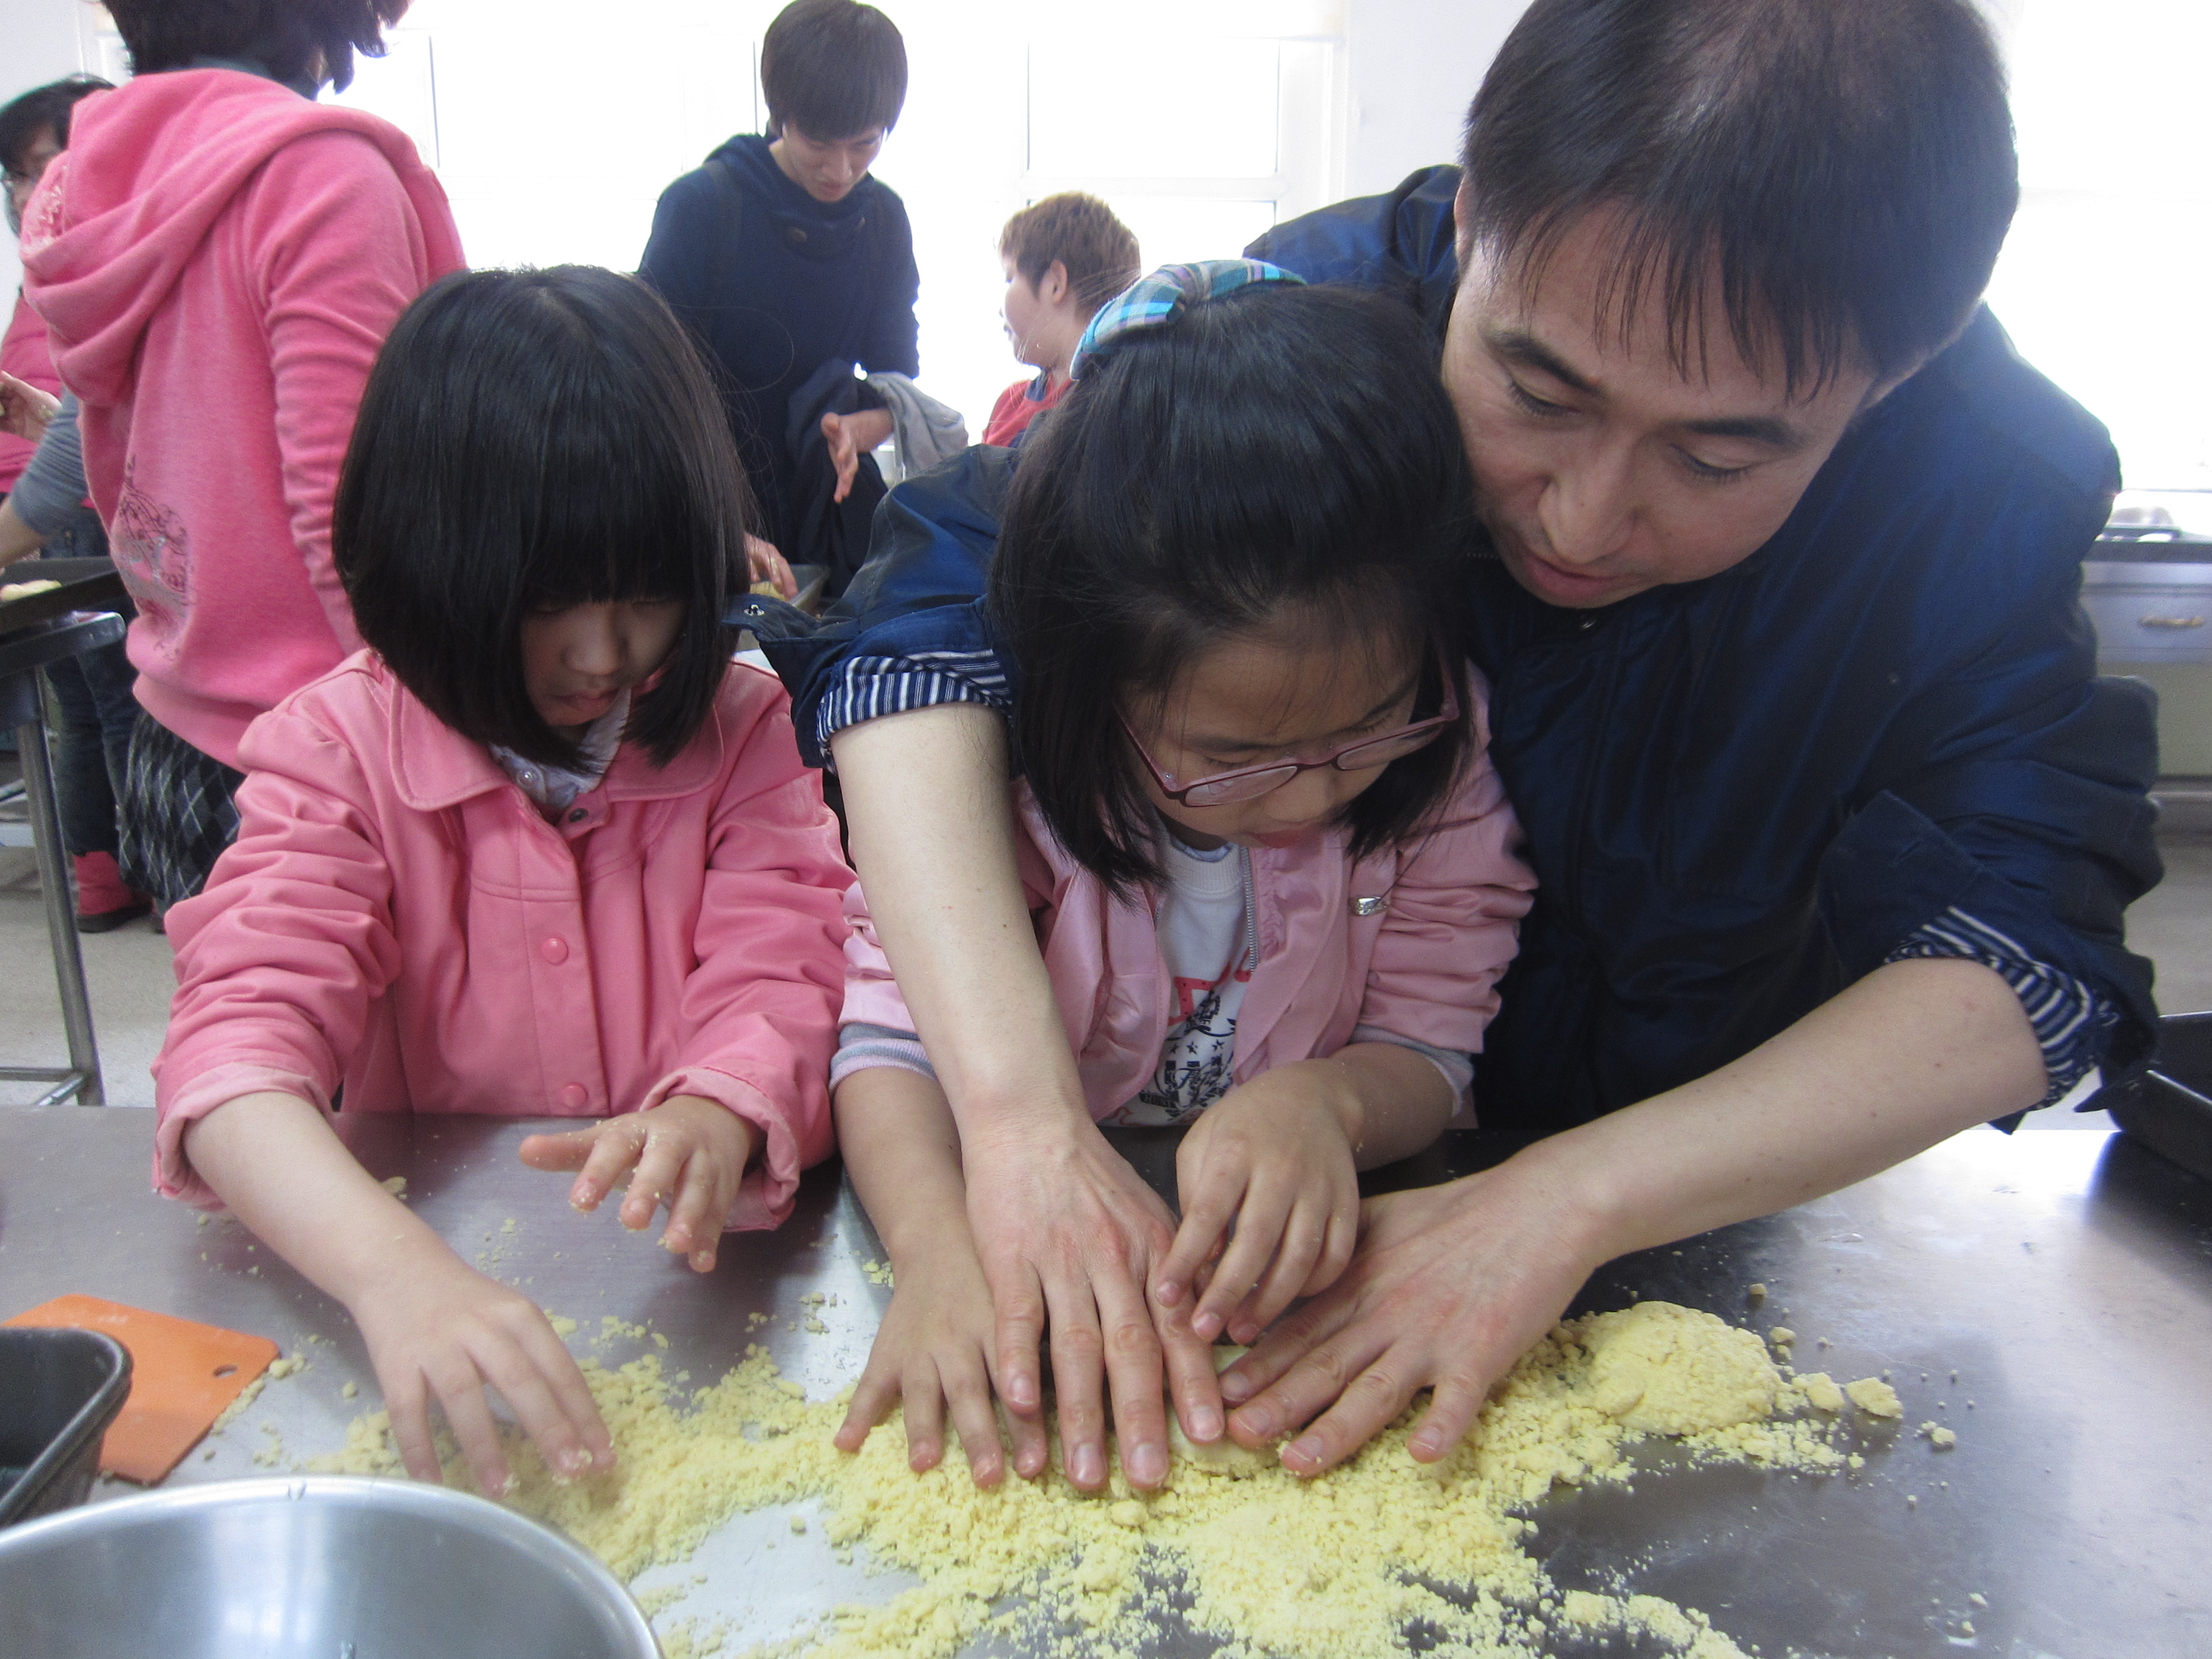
[702,156,746,306]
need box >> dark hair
[334,267,749,770]
[991,283,1481,894]
[760,0,907,140]
[104,0,408,93]
[1000,193,1143,317]
[1459,0,2018,389]
[0,76,113,176]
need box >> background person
[1,74,148,930]
[18,0,464,908]
[754,0,2160,1487]
[640,0,918,584]
[980,192,1140,448]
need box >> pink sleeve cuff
[152,1061,334,1207]
[641,1066,808,1232]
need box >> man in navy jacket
[756,0,2163,1492]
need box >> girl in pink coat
[830,265,1537,1487]
[155,267,854,1495]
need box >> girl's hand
[0,372,59,443]
[1158,1062,1363,1347]
[518,1096,757,1272]
[349,1241,615,1494]
[744,533,798,598]
[833,1235,1051,1486]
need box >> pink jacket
[842,686,1537,1118]
[0,290,62,493]
[155,654,853,1230]
[19,71,463,768]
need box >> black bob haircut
[104,0,407,94]
[761,0,908,141]
[1460,0,2019,390]
[0,76,112,176]
[334,266,750,771]
[991,283,1483,896]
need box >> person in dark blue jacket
[639,0,919,574]
[751,0,2163,1492]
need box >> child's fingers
[383,1368,445,1484]
[423,1353,514,1497]
[940,1350,1005,1487]
[1189,1178,1293,1342]
[834,1346,903,1454]
[901,1363,948,1472]
[660,1150,728,1270]
[617,1127,690,1232]
[1156,1163,1242,1308]
[570,1119,651,1212]
[1238,1199,1330,1338]
[468,1332,594,1481]
[509,1311,615,1469]
[516,1127,599,1173]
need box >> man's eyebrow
[1481,327,1601,395]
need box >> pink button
[557,1083,589,1110]
[540,937,569,964]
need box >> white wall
[1342,0,1525,196]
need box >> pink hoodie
[155,654,852,1229]
[0,291,62,493]
[19,70,463,767]
[842,682,1537,1118]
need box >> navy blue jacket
[756,170,2162,1130]
[640,135,919,551]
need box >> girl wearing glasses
[827,264,1536,1486]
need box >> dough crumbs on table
[267,1353,306,1380]
[862,1259,894,1289]
[341,1381,359,1400]
[306,1301,1865,1659]
[1766,1328,1795,1349]
[1792,1373,1847,1413]
[1844,1377,1904,1418]
[550,1315,580,1336]
[210,1373,267,1432]
[380,1176,407,1198]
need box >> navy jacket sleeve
[861,188,921,379]
[1247,164,1463,337]
[743,444,1015,766]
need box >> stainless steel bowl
[0,1476,662,1658]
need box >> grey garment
[862,371,968,477]
[12,392,89,538]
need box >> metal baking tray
[0,558,127,637]
[0,1327,132,1530]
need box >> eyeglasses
[1119,679,1461,808]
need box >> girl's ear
[1043,260,1072,308]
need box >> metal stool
[0,612,121,1105]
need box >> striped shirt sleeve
[814,649,1014,768]
[831,1022,937,1088]
[1885,906,2117,1108]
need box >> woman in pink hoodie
[18,0,462,905]
[828,267,1536,1490]
[156,267,854,1494]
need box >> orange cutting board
[4,1295,278,1483]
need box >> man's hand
[520,1095,757,1272]
[962,1113,1224,1492]
[819,408,894,503]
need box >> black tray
[2102,1013,2212,1181]
[0,1328,132,1530]
[0,558,127,637]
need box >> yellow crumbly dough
[1844,1376,1905,1418]
[309,1300,1861,1659]
[0,578,61,602]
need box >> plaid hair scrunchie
[1068,258,1305,380]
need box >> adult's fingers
[1092,1251,1170,1490]
[1217,1276,1365,1417]
[1277,1346,1432,1476]
[1005,1397,1051,1480]
[1041,1271,1109,1490]
[988,1258,1048,1419]
[1154,1287,1227,1446]
[1404,1366,1491,1464]
[617,1128,689,1232]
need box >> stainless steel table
[0,1108,2205,1659]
